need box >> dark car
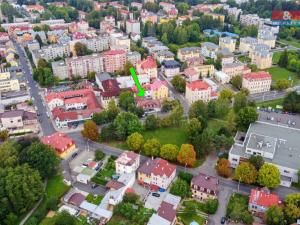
[71,152,78,158]
[221,217,226,224]
[91,183,99,189]
[152,192,160,197]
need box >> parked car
[221,217,226,224]
[63,179,71,186]
[71,152,78,158]
[91,183,99,189]
[152,192,160,197]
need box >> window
[232,158,238,162]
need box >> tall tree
[160,144,179,161]
[171,75,186,93]
[258,164,281,188]
[144,114,160,130]
[236,107,258,131]
[278,50,289,67]
[143,138,161,157]
[126,132,144,152]
[266,206,285,225]
[119,91,135,110]
[0,141,19,168]
[235,162,257,184]
[177,144,197,167]
[81,120,99,141]
[216,158,231,178]
[249,155,264,170]
[20,141,59,178]
[74,42,91,56]
[170,178,191,198]
[189,100,208,120]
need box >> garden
[91,156,117,185]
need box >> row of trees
[33,59,58,86]
[278,50,300,75]
[283,91,300,113]
[40,5,78,23]
[0,139,59,224]
[126,132,197,167]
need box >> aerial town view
[1,0,300,224]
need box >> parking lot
[69,150,95,173]
[258,110,300,129]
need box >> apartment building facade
[242,71,272,94]
[185,80,214,105]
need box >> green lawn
[272,52,282,64]
[178,212,205,225]
[267,67,298,86]
[279,38,300,48]
[92,156,116,185]
[40,215,93,225]
[143,126,188,147]
[207,119,228,132]
[26,175,70,225]
[238,55,251,63]
[256,98,284,108]
[85,194,103,205]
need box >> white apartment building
[0,72,20,93]
[219,37,236,53]
[115,151,140,174]
[185,80,214,105]
[41,19,65,26]
[126,20,140,34]
[65,54,104,78]
[126,51,141,66]
[201,42,219,59]
[229,122,300,187]
[177,47,202,62]
[242,71,272,94]
[51,61,69,80]
[32,43,70,65]
[240,14,263,27]
[223,5,242,20]
[222,62,251,79]
[257,30,276,48]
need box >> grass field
[272,52,282,64]
[85,194,103,205]
[207,119,228,132]
[178,212,205,225]
[143,126,188,147]
[267,67,298,85]
[256,98,284,108]
[279,38,300,48]
[28,175,70,225]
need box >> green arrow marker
[130,67,145,97]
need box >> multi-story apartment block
[185,80,216,105]
[223,5,242,20]
[161,60,180,78]
[177,47,202,62]
[222,62,251,79]
[51,61,69,80]
[141,10,158,24]
[0,71,20,93]
[126,51,141,66]
[32,43,70,65]
[240,14,263,27]
[112,36,131,52]
[242,71,271,94]
[201,42,219,59]
[159,2,176,11]
[219,37,236,53]
[41,19,65,26]
[153,50,175,63]
[229,122,300,187]
[115,151,140,174]
[191,173,219,201]
[84,35,110,53]
[250,50,273,69]
[126,19,140,34]
[239,37,258,53]
[65,54,104,78]
[136,56,158,80]
[102,49,126,73]
[257,30,276,48]
[137,158,176,191]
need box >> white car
[63,179,71,186]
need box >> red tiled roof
[157,201,176,222]
[186,80,210,91]
[184,67,197,77]
[68,193,85,206]
[150,80,167,91]
[65,97,88,105]
[116,151,139,166]
[41,132,75,153]
[138,158,176,178]
[101,79,121,97]
[243,71,272,81]
[249,188,280,208]
[139,56,157,70]
[106,180,125,190]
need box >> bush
[170,178,191,198]
[95,150,105,161]
[46,197,57,211]
[205,199,218,214]
[178,171,193,184]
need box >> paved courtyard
[69,150,95,173]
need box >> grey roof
[179,47,201,53]
[230,122,300,170]
[240,37,258,44]
[0,110,36,120]
[217,48,234,57]
[253,49,272,57]
[202,42,219,50]
[156,50,174,57]
[162,60,180,68]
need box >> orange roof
[186,80,210,91]
[64,97,88,105]
[243,71,272,81]
[102,49,126,56]
[150,80,167,91]
[41,132,75,153]
[249,188,280,208]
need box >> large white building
[185,80,216,105]
[239,37,258,53]
[219,37,236,53]
[240,14,263,27]
[201,42,219,59]
[126,19,140,34]
[250,50,273,69]
[229,122,300,187]
[242,71,272,94]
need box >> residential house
[214,71,230,84]
[41,132,76,158]
[0,71,20,93]
[153,50,175,63]
[242,71,272,94]
[161,60,180,78]
[250,50,273,69]
[248,188,280,214]
[115,151,140,174]
[150,80,168,100]
[222,62,251,79]
[136,56,158,80]
[191,173,219,201]
[240,14,263,27]
[137,158,176,191]
[99,79,121,108]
